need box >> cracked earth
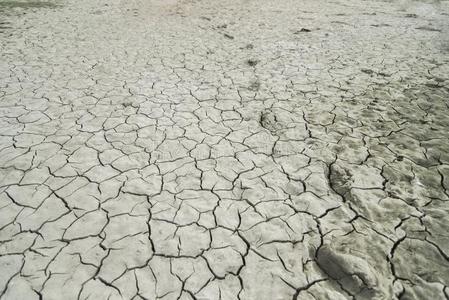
[1,0,449,299]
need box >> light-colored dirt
[1,0,449,299]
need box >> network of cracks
[0,0,449,299]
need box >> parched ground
[1,0,449,299]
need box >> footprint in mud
[371,23,391,27]
[248,80,260,91]
[121,101,133,108]
[329,163,352,197]
[0,1,58,9]
[361,68,374,75]
[240,43,254,50]
[416,26,441,32]
[0,21,12,34]
[377,71,390,77]
[294,28,312,34]
[0,21,11,31]
[332,21,351,26]
[425,82,444,89]
[259,110,282,133]
[126,8,139,17]
[361,69,390,77]
[246,58,258,67]
[316,244,382,299]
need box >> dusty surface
[1,0,449,299]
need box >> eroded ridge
[1,0,449,299]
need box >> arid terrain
[1,0,449,299]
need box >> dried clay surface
[1,0,449,299]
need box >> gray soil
[1,0,449,299]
